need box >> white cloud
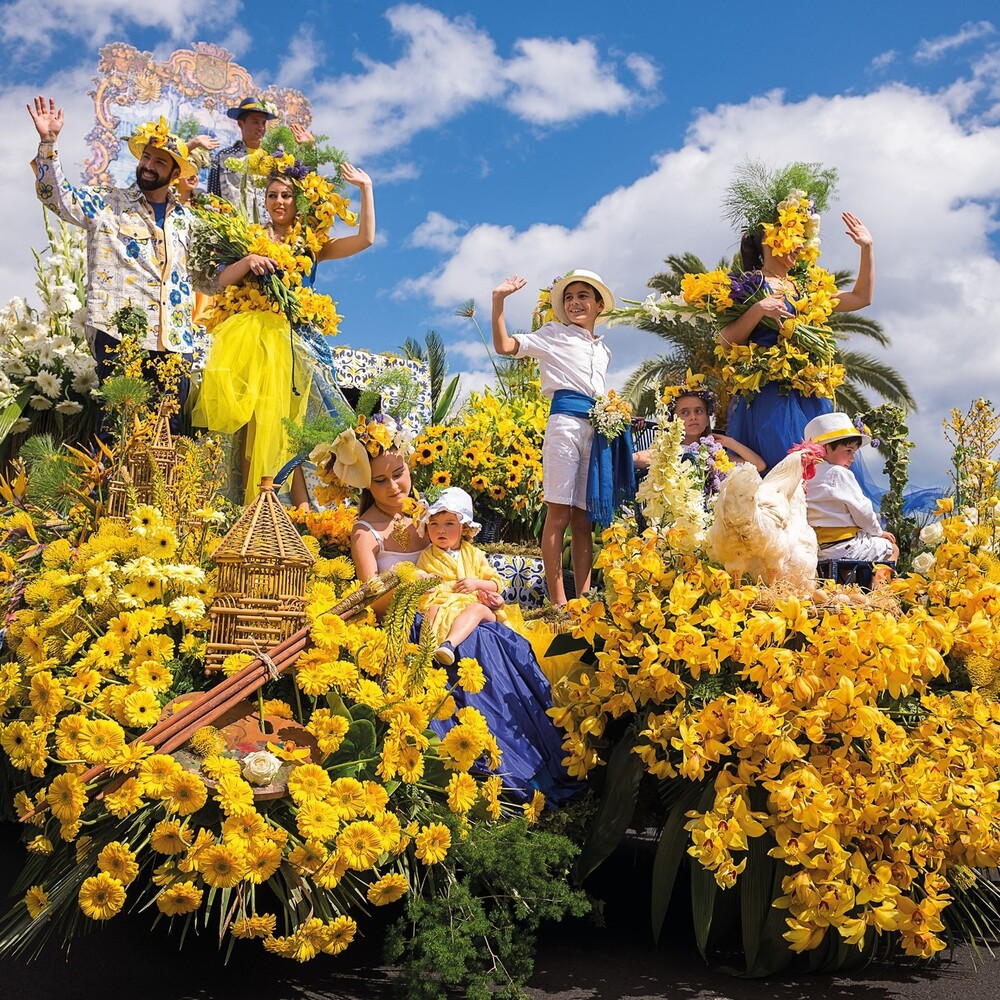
[914,20,995,63]
[870,50,897,72]
[276,26,324,89]
[373,162,421,184]
[308,5,505,159]
[0,0,240,55]
[396,84,1000,487]
[409,211,465,251]
[0,68,94,310]
[504,38,638,125]
[306,5,657,158]
[626,53,659,91]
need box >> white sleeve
[831,467,883,535]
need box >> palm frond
[836,350,917,409]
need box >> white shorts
[542,413,593,509]
[819,533,894,562]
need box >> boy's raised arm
[492,274,527,356]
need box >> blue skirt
[726,383,831,472]
[426,619,584,805]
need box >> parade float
[3,39,1000,1000]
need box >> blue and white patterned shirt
[33,142,195,354]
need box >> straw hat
[226,97,279,121]
[126,117,197,179]
[550,269,616,326]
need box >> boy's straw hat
[551,269,616,326]
[803,412,871,448]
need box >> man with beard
[28,96,198,407]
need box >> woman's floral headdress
[722,160,838,263]
[221,149,358,244]
[661,371,718,419]
[296,368,421,492]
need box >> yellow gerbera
[78,872,126,921]
[336,821,384,870]
[366,873,408,906]
[156,880,203,916]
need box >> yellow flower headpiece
[661,371,718,417]
[127,117,197,180]
[309,415,414,491]
[532,279,558,331]
[723,160,837,262]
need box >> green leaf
[574,731,644,880]
[689,851,718,960]
[326,718,376,775]
[0,387,31,445]
[349,703,377,726]
[739,820,776,969]
[650,779,705,942]
[324,690,354,723]
[737,859,794,978]
[433,374,461,424]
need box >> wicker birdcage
[106,397,180,520]
[205,476,315,672]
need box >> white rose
[918,522,944,545]
[912,552,936,575]
[241,750,282,786]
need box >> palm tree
[621,254,915,419]
[400,330,461,424]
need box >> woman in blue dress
[719,163,875,472]
[342,433,581,806]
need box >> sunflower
[97,841,139,885]
[231,913,277,939]
[150,819,191,855]
[431,471,451,488]
[124,689,162,728]
[286,763,332,805]
[24,885,49,920]
[322,914,358,955]
[46,773,86,824]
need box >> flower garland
[611,265,845,401]
[680,434,733,500]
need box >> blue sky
[3,1,1000,487]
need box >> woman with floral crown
[717,161,874,472]
[310,419,583,806]
[191,155,374,503]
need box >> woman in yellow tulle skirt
[192,310,311,499]
[193,163,375,503]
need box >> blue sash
[550,389,636,524]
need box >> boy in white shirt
[492,269,629,606]
[804,412,898,563]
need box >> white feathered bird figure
[705,444,825,591]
